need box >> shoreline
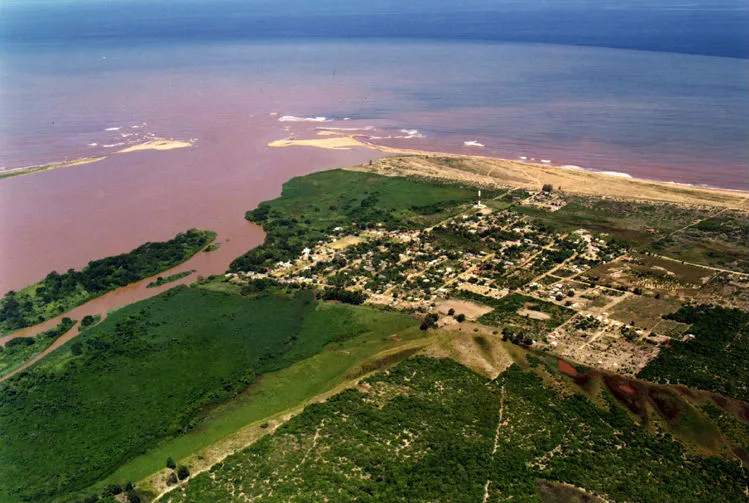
[268,131,749,208]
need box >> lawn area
[230,169,489,272]
[0,285,416,503]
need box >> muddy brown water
[0,113,383,378]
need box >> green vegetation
[0,229,215,334]
[657,210,749,273]
[230,170,487,272]
[203,243,221,253]
[0,285,415,502]
[163,357,748,503]
[638,305,749,402]
[92,309,424,498]
[147,270,194,288]
[78,314,101,332]
[514,196,711,247]
[0,317,76,378]
[460,292,574,342]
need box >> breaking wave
[279,115,332,123]
[600,171,633,178]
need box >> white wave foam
[317,126,374,132]
[103,142,126,148]
[87,143,98,147]
[398,129,424,139]
[541,159,552,164]
[464,140,485,147]
[519,156,527,160]
[105,127,120,131]
[561,165,585,171]
[600,171,633,178]
[279,115,332,123]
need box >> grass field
[163,357,748,503]
[0,285,416,502]
[514,196,712,248]
[657,211,749,273]
[0,317,76,378]
[94,322,427,500]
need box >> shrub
[101,484,122,497]
[166,456,176,469]
[166,473,178,486]
[455,314,466,323]
[177,465,191,480]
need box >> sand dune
[349,154,749,210]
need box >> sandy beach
[268,131,749,209]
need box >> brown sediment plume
[0,114,383,295]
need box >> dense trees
[0,229,214,333]
[321,288,366,305]
[638,305,749,401]
[162,358,748,503]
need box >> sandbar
[268,135,365,150]
[0,157,107,180]
[117,139,193,153]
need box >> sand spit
[0,157,107,180]
[117,139,193,153]
[348,155,749,210]
[1,139,194,181]
[266,131,748,208]
[267,134,365,150]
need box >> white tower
[476,190,484,208]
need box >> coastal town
[226,185,746,376]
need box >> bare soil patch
[517,308,552,321]
[435,300,493,320]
